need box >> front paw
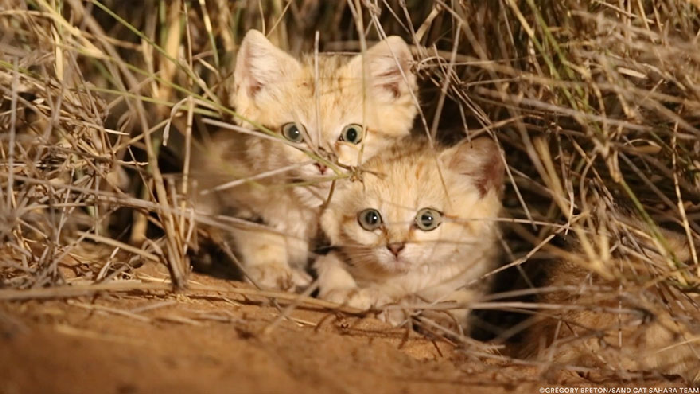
[290,268,312,291]
[377,308,410,327]
[246,264,298,291]
[322,288,381,311]
[415,309,466,335]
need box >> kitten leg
[315,253,387,310]
[231,226,309,291]
[314,255,420,326]
[418,288,478,336]
[374,289,478,331]
[375,304,410,327]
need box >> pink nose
[386,242,405,257]
[315,163,327,174]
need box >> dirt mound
[1,273,688,394]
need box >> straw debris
[1,0,699,387]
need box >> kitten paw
[415,309,465,335]
[245,264,297,291]
[290,268,312,290]
[377,309,409,327]
[323,289,416,327]
[323,288,376,310]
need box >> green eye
[282,122,305,143]
[414,208,442,231]
[339,124,363,145]
[358,208,383,231]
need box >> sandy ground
[0,271,688,394]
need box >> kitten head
[230,30,418,205]
[321,137,504,276]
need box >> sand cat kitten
[516,224,700,384]
[315,137,504,331]
[190,30,417,291]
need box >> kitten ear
[233,29,301,99]
[440,137,505,198]
[348,36,416,101]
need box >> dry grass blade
[1,0,699,389]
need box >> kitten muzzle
[314,162,328,175]
[386,242,405,257]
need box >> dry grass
[1,0,699,386]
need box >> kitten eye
[339,124,363,145]
[281,122,305,143]
[358,208,383,231]
[414,208,442,231]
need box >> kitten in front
[315,137,504,332]
[189,30,418,291]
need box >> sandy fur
[315,137,504,330]
[190,30,418,290]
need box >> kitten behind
[189,30,418,291]
[315,136,505,333]
[229,29,418,177]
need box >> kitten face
[322,138,504,276]
[230,30,418,207]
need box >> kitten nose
[386,242,405,257]
[315,163,327,175]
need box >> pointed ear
[440,137,505,198]
[348,36,416,101]
[233,29,301,99]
